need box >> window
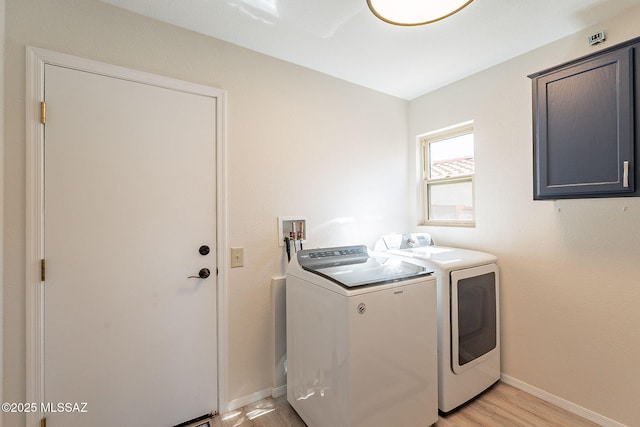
[421,122,475,226]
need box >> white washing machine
[377,234,500,413]
[286,245,438,427]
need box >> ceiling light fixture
[367,0,474,26]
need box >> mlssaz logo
[41,402,88,413]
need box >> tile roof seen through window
[431,156,474,178]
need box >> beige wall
[409,6,640,426]
[3,0,409,425]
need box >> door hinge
[41,259,46,282]
[40,101,47,124]
[41,416,47,427]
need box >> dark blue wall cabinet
[529,37,640,200]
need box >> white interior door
[43,63,218,426]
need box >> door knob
[188,268,210,279]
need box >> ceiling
[100,0,640,100]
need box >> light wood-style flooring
[203,382,600,427]
[435,382,600,427]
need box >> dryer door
[450,263,500,374]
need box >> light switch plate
[231,247,244,268]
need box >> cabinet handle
[623,161,629,188]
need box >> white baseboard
[272,385,287,398]
[227,385,287,413]
[226,388,273,412]
[500,374,627,427]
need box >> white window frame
[420,121,475,227]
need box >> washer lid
[298,245,433,288]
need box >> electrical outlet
[588,31,605,46]
[231,247,244,268]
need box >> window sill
[420,220,476,228]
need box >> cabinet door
[533,47,634,199]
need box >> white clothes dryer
[378,234,500,413]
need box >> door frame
[25,47,229,427]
